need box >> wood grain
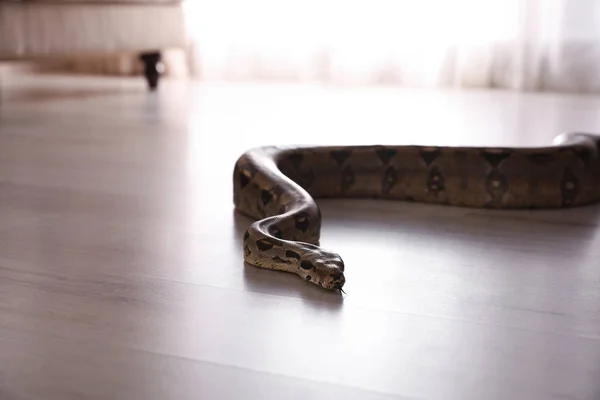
[1,74,599,399]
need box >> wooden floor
[1,74,600,400]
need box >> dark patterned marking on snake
[238,162,257,189]
[382,166,398,195]
[285,250,301,260]
[485,169,509,202]
[270,185,284,200]
[243,230,250,242]
[288,153,304,170]
[376,148,397,164]
[256,238,278,251]
[427,166,445,194]
[260,189,273,205]
[453,151,469,189]
[270,226,283,239]
[272,256,291,265]
[560,167,579,206]
[331,150,352,166]
[300,260,314,270]
[302,169,315,188]
[418,147,441,166]
[481,150,511,168]
[239,171,251,189]
[235,132,600,292]
[341,166,356,193]
[526,153,554,165]
[294,212,310,233]
[573,147,592,168]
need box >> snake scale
[233,132,600,292]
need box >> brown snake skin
[233,132,600,292]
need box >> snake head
[299,248,345,290]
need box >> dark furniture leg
[139,51,162,91]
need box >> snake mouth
[331,275,346,292]
[329,271,346,290]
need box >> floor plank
[1,74,600,399]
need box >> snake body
[233,132,600,291]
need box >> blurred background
[2,0,600,94]
[181,0,600,93]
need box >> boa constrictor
[233,132,600,292]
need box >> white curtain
[183,0,600,93]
